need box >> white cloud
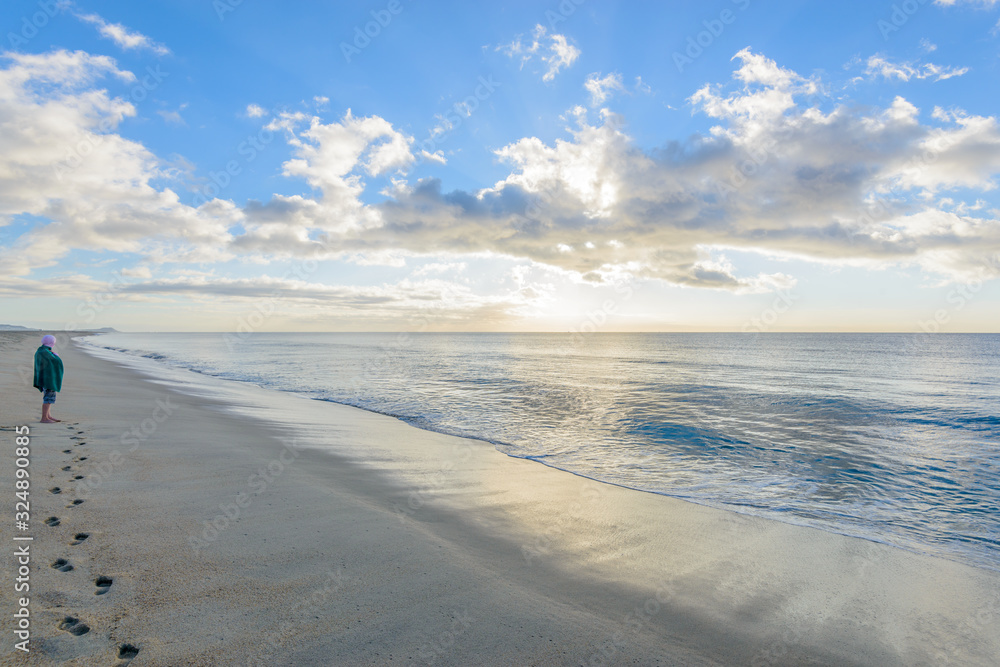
[498,25,580,81]
[889,107,1000,192]
[120,265,152,279]
[690,48,806,141]
[584,72,626,106]
[158,110,181,124]
[634,76,653,95]
[103,273,543,326]
[686,255,797,294]
[865,55,969,82]
[246,103,267,118]
[333,49,1000,289]
[76,13,170,56]
[419,149,447,165]
[157,103,188,126]
[231,109,416,253]
[277,109,415,186]
[491,115,625,219]
[732,48,800,88]
[920,39,938,52]
[934,0,1000,5]
[0,50,235,277]
[5,47,1000,311]
[544,33,580,81]
[412,261,467,276]
[210,49,1000,291]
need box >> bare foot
[40,419,58,423]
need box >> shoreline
[2,331,999,665]
[76,332,1000,577]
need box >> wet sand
[1,331,998,666]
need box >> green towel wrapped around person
[33,334,64,423]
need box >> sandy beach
[1,331,998,666]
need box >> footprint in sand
[77,456,88,461]
[68,499,85,507]
[51,558,73,572]
[45,516,60,527]
[73,475,84,480]
[63,449,72,454]
[58,616,90,636]
[95,576,113,595]
[70,532,89,545]
[62,466,72,471]
[50,487,61,494]
[115,643,140,665]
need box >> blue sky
[2,0,1000,332]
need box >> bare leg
[41,403,59,423]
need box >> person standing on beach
[33,334,64,423]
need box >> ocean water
[79,332,1000,572]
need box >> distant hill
[0,325,119,332]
